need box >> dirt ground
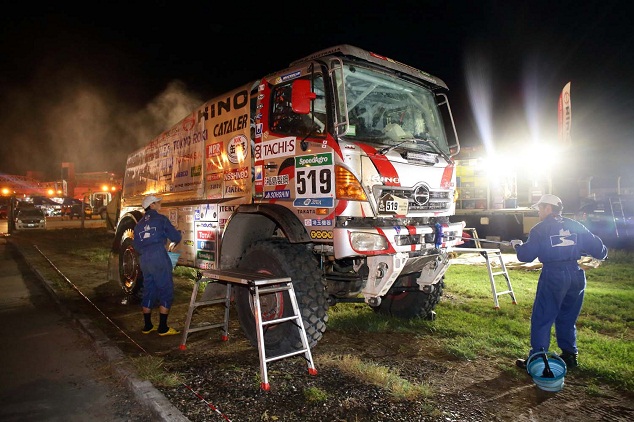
[10,228,634,422]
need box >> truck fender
[219,204,311,269]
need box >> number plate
[378,194,408,214]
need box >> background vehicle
[14,207,46,231]
[62,198,93,219]
[575,195,634,249]
[108,45,464,354]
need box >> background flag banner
[558,82,572,147]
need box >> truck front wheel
[235,239,329,355]
[374,274,444,319]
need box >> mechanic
[133,194,182,336]
[511,194,607,370]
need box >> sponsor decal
[310,230,334,240]
[297,209,316,214]
[275,71,301,84]
[264,189,291,199]
[255,123,263,139]
[304,219,333,227]
[227,134,248,164]
[213,113,248,137]
[200,203,218,222]
[206,172,222,181]
[206,142,222,158]
[264,174,289,186]
[184,240,195,246]
[197,240,215,250]
[196,251,215,261]
[254,137,295,160]
[295,153,333,167]
[293,197,334,207]
[224,167,249,181]
[173,129,207,150]
[225,185,246,194]
[197,231,216,240]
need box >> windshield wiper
[377,140,412,155]
[414,136,453,163]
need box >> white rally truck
[108,45,465,354]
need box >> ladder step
[258,284,292,295]
[496,290,513,296]
[265,348,310,364]
[491,271,507,276]
[192,299,227,307]
[186,323,226,334]
[261,315,299,326]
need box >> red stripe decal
[441,164,454,189]
[354,143,400,186]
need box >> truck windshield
[340,64,450,156]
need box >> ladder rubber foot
[494,306,500,310]
[512,301,517,305]
[179,344,187,351]
[308,368,318,376]
[221,335,229,341]
[261,382,270,391]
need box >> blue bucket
[526,351,567,392]
[167,252,180,270]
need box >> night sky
[1,1,632,185]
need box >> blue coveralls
[515,214,607,357]
[133,209,182,309]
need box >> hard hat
[142,195,161,209]
[532,194,563,209]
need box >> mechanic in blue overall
[512,194,607,370]
[133,195,182,336]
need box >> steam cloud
[0,74,202,181]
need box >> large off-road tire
[374,274,444,319]
[119,236,143,297]
[235,238,329,355]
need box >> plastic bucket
[526,351,567,392]
[167,252,180,270]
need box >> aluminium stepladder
[179,268,317,391]
[459,228,517,309]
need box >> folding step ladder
[480,248,517,309]
[457,228,517,309]
[179,268,317,391]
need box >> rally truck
[108,44,465,354]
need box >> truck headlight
[349,232,389,252]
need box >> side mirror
[291,79,316,115]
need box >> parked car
[575,195,634,249]
[61,198,93,219]
[14,207,47,231]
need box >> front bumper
[334,220,464,302]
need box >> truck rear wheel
[374,274,444,319]
[235,239,328,355]
[119,236,143,297]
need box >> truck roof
[288,44,448,90]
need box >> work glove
[510,239,523,249]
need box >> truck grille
[375,186,452,212]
